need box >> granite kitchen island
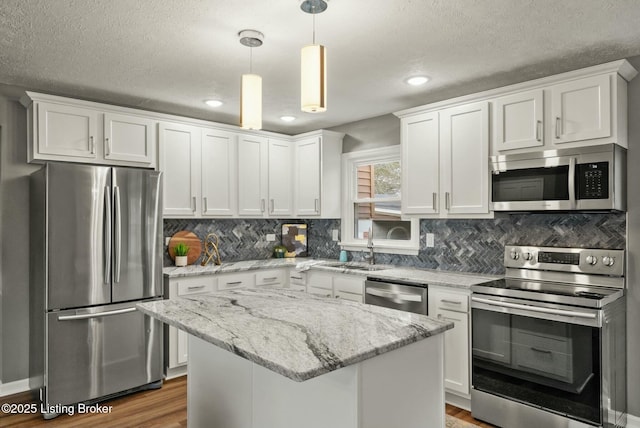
[137,288,453,428]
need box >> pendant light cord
[312,14,316,44]
[249,46,253,74]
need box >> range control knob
[585,255,598,265]
[522,252,533,261]
[602,256,615,267]
[509,250,520,260]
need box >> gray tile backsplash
[164,213,625,275]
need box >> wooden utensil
[168,231,202,265]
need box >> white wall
[329,113,400,153]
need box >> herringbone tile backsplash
[164,213,625,275]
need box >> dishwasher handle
[365,287,423,302]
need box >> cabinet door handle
[445,192,450,210]
[290,276,303,280]
[192,196,196,212]
[441,299,462,305]
[261,199,265,213]
[90,136,95,154]
[226,281,242,285]
[270,199,274,214]
[203,197,208,213]
[187,285,206,290]
[314,198,319,213]
[262,277,278,281]
[531,347,552,354]
[536,120,542,142]
[105,137,110,156]
[555,117,561,139]
[432,192,437,210]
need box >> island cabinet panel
[429,286,471,398]
[165,275,217,377]
[187,333,445,428]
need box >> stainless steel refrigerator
[29,162,164,417]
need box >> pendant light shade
[301,44,326,113]
[240,73,262,130]
[238,30,264,130]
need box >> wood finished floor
[1,376,495,427]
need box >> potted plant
[174,242,190,267]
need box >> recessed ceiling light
[205,99,223,107]
[406,76,430,86]
[280,115,296,122]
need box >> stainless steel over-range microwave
[490,143,626,212]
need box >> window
[341,146,419,255]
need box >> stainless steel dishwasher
[364,277,428,315]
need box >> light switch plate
[332,229,339,241]
[266,234,276,242]
[426,233,435,248]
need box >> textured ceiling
[2,0,640,134]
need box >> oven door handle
[365,288,423,302]
[471,296,597,319]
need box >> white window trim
[340,145,419,256]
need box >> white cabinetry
[293,130,344,218]
[550,74,611,145]
[160,123,237,218]
[493,89,544,152]
[159,122,201,217]
[429,286,470,397]
[399,102,490,218]
[267,139,293,216]
[238,134,269,216]
[165,275,217,377]
[22,92,157,168]
[217,272,255,291]
[255,269,287,288]
[305,270,365,302]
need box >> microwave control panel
[577,162,609,199]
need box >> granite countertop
[137,288,452,382]
[163,258,499,289]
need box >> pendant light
[239,30,263,130]
[300,0,327,113]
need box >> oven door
[470,295,602,426]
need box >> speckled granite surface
[137,288,452,382]
[163,259,498,289]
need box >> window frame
[340,145,419,255]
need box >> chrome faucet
[363,228,375,265]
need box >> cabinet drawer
[333,276,364,295]
[307,285,332,298]
[289,271,306,285]
[218,272,255,290]
[256,269,285,287]
[335,291,362,303]
[176,277,216,296]
[432,289,469,312]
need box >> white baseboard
[628,413,640,428]
[0,378,29,397]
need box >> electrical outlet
[332,229,339,241]
[266,234,276,242]
[426,233,435,248]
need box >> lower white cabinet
[255,269,287,288]
[217,271,255,290]
[429,286,470,397]
[165,276,217,376]
[304,270,365,302]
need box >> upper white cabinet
[22,92,157,168]
[493,89,544,152]
[398,102,490,218]
[488,60,636,155]
[237,134,269,216]
[401,112,439,215]
[550,74,611,145]
[267,138,294,217]
[201,128,237,217]
[293,130,344,218]
[159,122,201,217]
[160,123,237,218]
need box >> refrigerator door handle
[114,185,122,283]
[57,307,137,321]
[104,186,112,284]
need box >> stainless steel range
[470,246,626,428]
